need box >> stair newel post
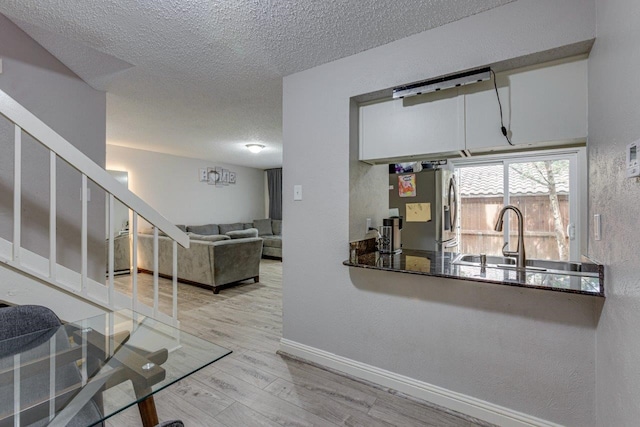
[132,213,139,313]
[81,174,88,296]
[49,151,57,279]
[153,227,159,318]
[13,124,21,263]
[108,194,115,306]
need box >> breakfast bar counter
[344,247,604,297]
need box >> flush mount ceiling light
[245,144,265,153]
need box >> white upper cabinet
[510,59,587,146]
[465,58,588,153]
[358,57,588,163]
[359,89,464,163]
[463,77,511,151]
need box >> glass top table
[0,309,231,427]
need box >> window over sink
[453,149,584,262]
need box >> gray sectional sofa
[253,219,282,259]
[135,218,281,294]
[185,219,282,259]
[137,227,263,294]
[112,234,131,273]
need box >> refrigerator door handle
[443,206,451,231]
[448,175,458,230]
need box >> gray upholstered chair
[0,305,105,426]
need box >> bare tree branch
[532,162,551,185]
[509,164,548,187]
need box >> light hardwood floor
[110,260,488,427]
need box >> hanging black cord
[491,69,514,146]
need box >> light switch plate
[594,214,601,241]
[293,185,302,201]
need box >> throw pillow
[218,223,244,234]
[271,220,282,235]
[226,228,259,239]
[187,224,219,235]
[253,218,273,236]
[189,234,230,242]
[176,224,187,232]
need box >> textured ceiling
[0,0,513,169]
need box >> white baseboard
[279,338,563,427]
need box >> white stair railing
[0,89,189,325]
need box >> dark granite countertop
[344,248,604,297]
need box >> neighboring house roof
[458,163,569,197]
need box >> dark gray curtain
[267,168,282,220]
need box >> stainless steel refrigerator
[389,167,458,252]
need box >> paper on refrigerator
[406,202,431,222]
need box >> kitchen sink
[452,254,596,277]
[524,259,582,272]
[454,254,515,265]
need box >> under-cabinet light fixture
[245,144,265,153]
[393,67,491,99]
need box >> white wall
[0,14,107,314]
[588,0,640,425]
[107,145,266,225]
[282,0,598,425]
[349,99,389,241]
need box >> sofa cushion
[139,227,177,237]
[271,220,282,236]
[253,219,273,236]
[262,235,282,248]
[187,224,219,235]
[190,234,230,242]
[140,227,170,236]
[219,223,244,234]
[242,223,253,230]
[226,228,259,239]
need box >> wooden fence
[459,194,569,260]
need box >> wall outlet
[366,218,372,235]
[199,168,208,182]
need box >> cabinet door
[464,78,511,151]
[510,59,587,146]
[359,90,464,163]
[465,58,587,153]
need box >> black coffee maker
[380,217,403,254]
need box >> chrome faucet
[494,205,526,269]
